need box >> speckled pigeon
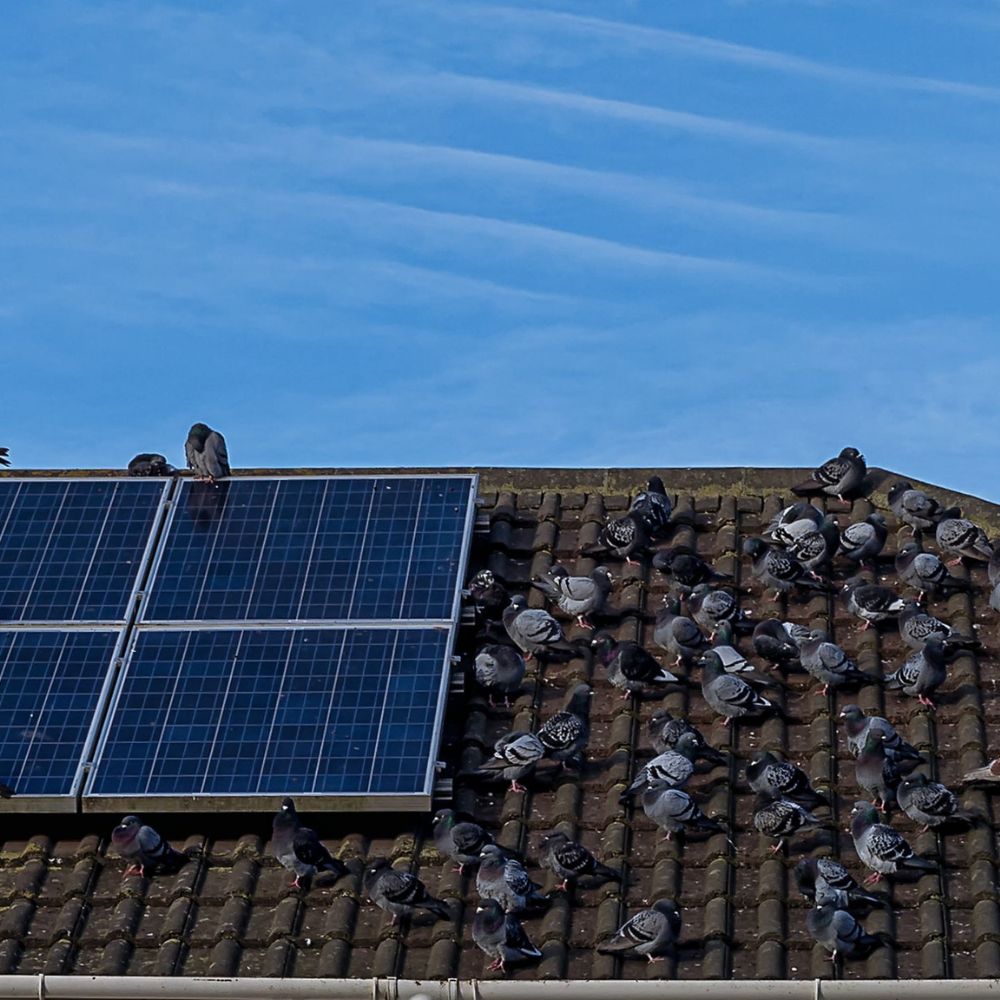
[746,751,826,810]
[647,709,726,765]
[883,638,951,709]
[539,831,620,891]
[897,773,976,832]
[364,858,450,923]
[688,584,741,636]
[895,542,971,600]
[599,511,650,563]
[794,858,883,910]
[752,793,823,852]
[476,845,547,913]
[621,733,699,801]
[788,514,839,577]
[767,501,823,546]
[791,446,867,501]
[897,602,977,653]
[742,538,828,599]
[111,815,188,878]
[839,705,923,768]
[597,900,681,962]
[271,798,346,887]
[936,515,993,563]
[629,476,673,539]
[474,731,545,792]
[537,684,591,764]
[842,578,906,628]
[473,900,541,972]
[849,801,936,884]
[466,569,510,621]
[887,481,954,535]
[185,422,230,480]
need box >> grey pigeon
[746,751,826,810]
[798,629,879,695]
[896,542,971,600]
[842,578,906,628]
[532,564,613,627]
[185,422,230,480]
[111,815,188,878]
[621,732,699,801]
[897,773,975,831]
[897,601,977,652]
[709,621,755,676]
[590,632,679,698]
[751,619,800,669]
[474,731,545,792]
[537,684,591,764]
[364,858,450,923]
[849,801,936,884]
[887,481,953,535]
[742,538,828,599]
[641,780,725,839]
[629,476,673,539]
[597,899,681,963]
[840,514,888,567]
[854,731,901,812]
[432,809,495,872]
[990,547,1000,588]
[539,831,621,891]
[652,547,731,589]
[473,645,526,705]
[502,595,564,658]
[466,569,509,621]
[883,638,951,709]
[936,515,993,564]
[767,501,823,545]
[473,900,541,972]
[752,793,823,852]
[697,649,774,726]
[476,844,547,913]
[807,901,888,962]
[791,446,867,501]
[992,583,1000,615]
[128,453,172,476]
[688,584,741,636]
[647,709,726,766]
[653,598,708,665]
[271,798,346,887]
[839,705,923,768]
[794,858,883,911]
[788,515,840,577]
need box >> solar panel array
[0,474,476,812]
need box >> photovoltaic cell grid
[87,628,451,798]
[0,631,118,796]
[141,477,474,622]
[0,479,166,623]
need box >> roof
[0,464,999,983]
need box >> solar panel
[0,630,121,809]
[0,479,168,623]
[141,476,475,623]
[84,626,451,810]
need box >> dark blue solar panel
[88,627,449,797]
[0,630,117,796]
[0,480,166,622]
[141,477,473,622]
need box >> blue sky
[4,1,1000,498]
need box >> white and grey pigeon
[936,516,993,564]
[697,649,774,726]
[502,595,564,658]
[767,501,823,546]
[185,422,230,480]
[597,900,681,963]
[473,900,541,972]
[752,793,823,853]
[474,731,546,793]
[791,446,867,501]
[807,902,887,962]
[840,514,888,568]
[531,564,613,628]
[887,481,954,535]
[842,578,906,628]
[476,845,547,913]
[849,801,936,884]
[271,798,346,887]
[473,645,526,705]
[364,858,450,923]
[111,815,188,878]
[787,515,839,577]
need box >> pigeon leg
[768,840,785,855]
[291,876,303,889]
[451,864,466,874]
[863,872,882,886]
[510,780,527,793]
[722,717,732,728]
[556,880,569,892]
[577,616,595,630]
[918,695,937,710]
[647,955,664,964]
[947,557,963,567]
[123,864,143,877]
[820,684,830,697]
[488,959,503,971]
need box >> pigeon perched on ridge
[895,542,972,601]
[641,781,726,839]
[751,619,801,669]
[854,731,902,812]
[364,858,450,923]
[621,733,699,801]
[936,516,993,564]
[185,422,230,481]
[746,751,826,810]
[839,705,923,767]
[477,845,547,913]
[697,649,774,726]
[539,831,621,891]
[887,481,954,535]
[842,578,906,628]
[849,801,937,884]
[897,774,976,832]
[840,514,888,568]
[742,538,828,600]
[111,815,188,878]
[794,858,883,911]
[531,564,613,627]
[590,632,679,698]
[798,629,880,696]
[432,809,495,872]
[127,453,172,477]
[647,709,727,765]
[502,595,564,658]
[897,602,977,652]
[474,731,545,792]
[791,447,867,501]
[537,684,591,764]
[883,638,951,709]
[767,501,824,546]
[473,900,541,972]
[473,645,526,705]
[752,793,823,853]
[629,475,673,539]
[652,547,731,590]
[787,515,840,578]
[0,447,9,468]
[597,899,681,963]
[271,798,346,887]
[688,584,741,636]
[653,598,708,665]
[466,569,509,622]
[807,901,888,962]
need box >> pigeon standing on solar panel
[364,858,451,923]
[271,798,346,887]
[597,899,681,963]
[791,447,867,501]
[127,453,173,477]
[111,815,188,878]
[185,422,231,481]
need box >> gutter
[2,978,1000,1000]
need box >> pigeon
[887,481,954,535]
[641,781,726,839]
[936,516,993,564]
[364,858,450,923]
[590,632,679,698]
[839,705,923,767]
[746,751,827,810]
[807,901,888,962]
[127,453,172,476]
[473,645,526,705]
[840,514,888,568]
[897,601,977,652]
[597,899,681,963]
[849,801,937,884]
[531,564,613,627]
[963,757,1000,783]
[111,815,188,878]
[895,542,972,600]
[788,515,840,578]
[0,447,9,467]
[502,595,564,658]
[647,709,727,765]
[897,773,976,832]
[842,578,906,628]
[474,731,546,792]
[466,569,509,622]
[709,621,756,676]
[697,649,774,726]
[0,782,14,798]
[473,900,541,972]
[621,733,699,801]
[992,583,1000,615]
[991,547,1000,588]
[791,447,867,501]
[537,684,591,764]
[798,629,879,696]
[751,619,801,669]
[653,598,708,665]
[854,732,902,812]
[539,831,621,891]
[767,501,824,546]
[688,584,741,636]
[883,638,951,709]
[794,858,883,910]
[185,422,230,481]
[752,793,823,852]
[476,845,547,913]
[652,547,731,590]
[432,809,495,872]
[599,511,651,563]
[742,538,827,600]
[271,798,346,887]
[629,476,673,539]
